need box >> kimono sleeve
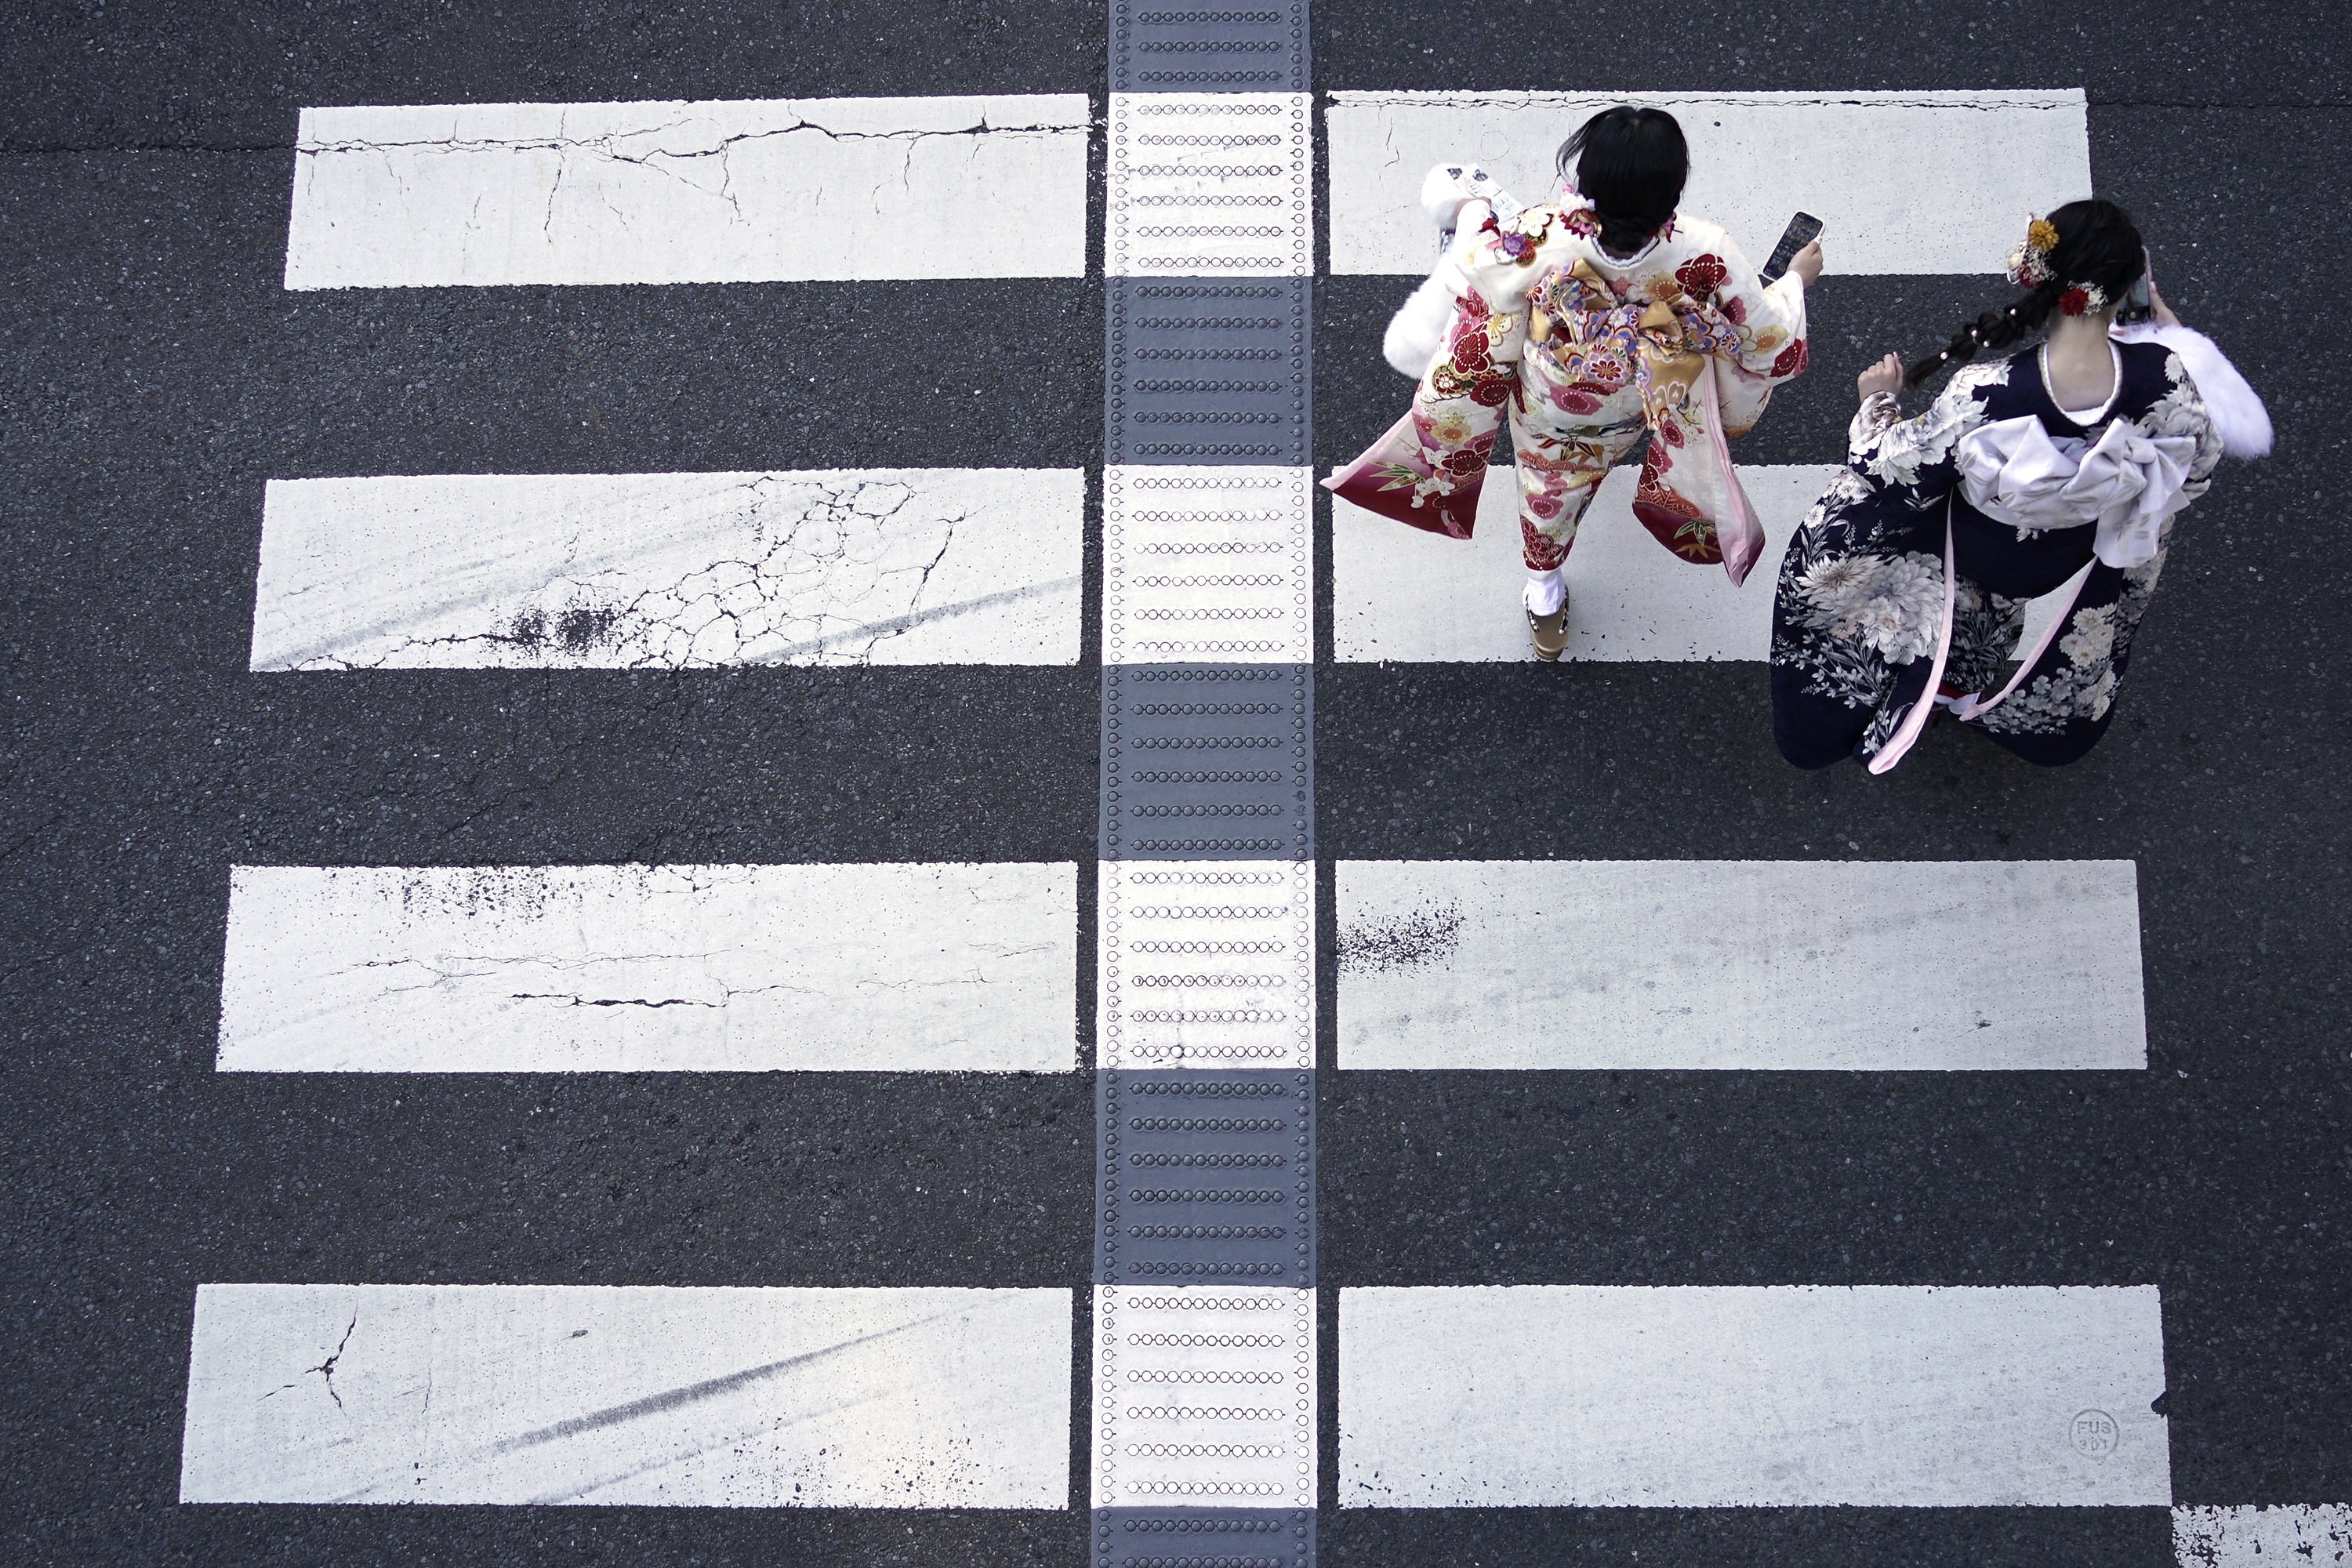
[2116,321,2270,459]
[1325,268,1522,538]
[1700,231,1809,383]
[1847,361,2005,510]
[2070,347,2221,670]
[2142,348,2227,503]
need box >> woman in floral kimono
[1327,106,1821,659]
[1769,198,2260,772]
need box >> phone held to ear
[1759,212,1824,284]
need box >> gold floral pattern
[1328,202,1810,575]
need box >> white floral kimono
[1327,201,1809,584]
[1769,336,2225,769]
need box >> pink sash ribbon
[1867,502,2092,773]
[1699,358,1766,586]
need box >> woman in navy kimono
[1769,199,2263,772]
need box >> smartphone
[1759,212,1824,284]
[2118,246,2154,322]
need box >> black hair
[1904,198,2147,389]
[1556,107,1689,258]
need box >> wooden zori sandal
[1526,603,1570,662]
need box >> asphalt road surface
[2,3,2347,1566]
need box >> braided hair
[1557,107,1688,260]
[1904,198,2147,389]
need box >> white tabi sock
[1523,569,1566,617]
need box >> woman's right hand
[1856,351,1904,402]
[2147,277,2182,328]
[1789,238,1824,287]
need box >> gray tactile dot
[1099,663,1311,862]
[1093,1505,1317,1566]
[1107,279,1308,466]
[1108,1,1309,95]
[1097,1068,1315,1286]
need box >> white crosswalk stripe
[216,863,1076,1073]
[1334,463,1832,662]
[1327,89,2092,276]
[1334,466,2087,665]
[180,1284,1073,1506]
[285,96,1092,289]
[1336,465,2089,662]
[1338,858,2146,1070]
[1339,1285,2169,1507]
[251,468,1085,670]
[2172,1505,2352,1566]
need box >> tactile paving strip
[1094,1507,1316,1568]
[1100,463,1312,877]
[1107,95,1311,278]
[1106,285,1309,467]
[1096,1068,1315,1285]
[1098,864,1313,1069]
[1093,1285,1318,1510]
[1091,1514,1317,1568]
[1099,5,1314,1559]
[1098,671,1312,862]
[1103,465,1312,661]
[1108,2,1308,95]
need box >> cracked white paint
[217,862,1076,1072]
[180,1283,1071,1506]
[1327,89,2091,275]
[1338,859,2144,1070]
[2174,1505,2352,1565]
[1341,1285,2169,1507]
[251,468,1083,670]
[285,96,1090,288]
[1334,463,2089,662]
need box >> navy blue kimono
[1770,340,2222,769]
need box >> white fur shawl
[2113,321,2274,459]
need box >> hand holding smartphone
[2118,246,2154,322]
[1761,212,1824,285]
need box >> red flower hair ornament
[2056,282,2109,318]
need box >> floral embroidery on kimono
[1325,202,1809,583]
[1769,343,2223,769]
